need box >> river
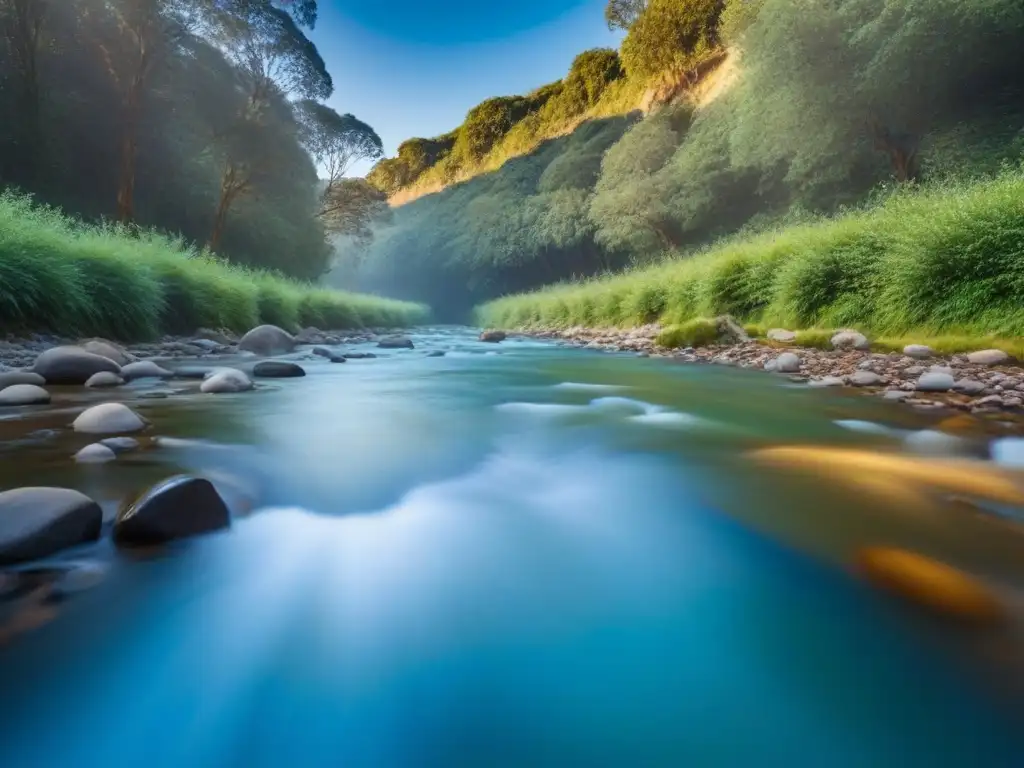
[1,327,1023,767]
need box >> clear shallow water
[2,328,1024,766]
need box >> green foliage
[620,0,725,80]
[477,171,1024,341]
[456,96,534,162]
[656,318,719,348]
[720,0,764,43]
[563,49,624,112]
[604,0,647,31]
[0,192,427,339]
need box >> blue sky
[309,0,622,177]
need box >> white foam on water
[835,420,896,436]
[494,402,588,417]
[903,429,965,456]
[552,382,625,394]
[588,396,661,416]
[629,411,706,429]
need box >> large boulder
[85,371,124,388]
[200,369,253,394]
[237,325,295,356]
[32,346,121,385]
[774,352,802,374]
[917,372,955,392]
[0,487,103,565]
[377,336,415,349]
[252,361,306,378]
[73,403,147,434]
[903,344,934,360]
[831,330,871,351]
[0,384,50,406]
[0,371,45,390]
[479,330,506,343]
[967,349,1010,366]
[120,361,174,381]
[113,476,230,546]
[80,338,136,366]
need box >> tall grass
[0,192,428,340]
[476,170,1024,340]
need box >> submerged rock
[479,330,506,343]
[855,546,1004,625]
[85,371,124,388]
[237,324,296,356]
[343,352,377,360]
[99,436,140,453]
[0,384,50,406]
[169,366,214,380]
[120,361,173,381]
[114,476,230,546]
[0,371,45,390]
[74,443,117,464]
[200,369,252,394]
[968,349,1010,366]
[427,350,446,357]
[32,346,121,385]
[73,403,146,434]
[377,336,414,349]
[252,361,305,378]
[80,338,136,366]
[0,487,102,565]
[313,347,346,363]
[809,376,845,388]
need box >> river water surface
[2,327,1024,767]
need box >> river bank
[514,324,1024,424]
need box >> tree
[604,0,646,31]
[295,99,382,188]
[563,48,623,111]
[318,178,389,245]
[620,0,725,81]
[456,96,531,162]
[0,0,50,179]
[201,0,332,249]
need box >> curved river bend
[1,328,1024,767]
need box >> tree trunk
[209,166,244,252]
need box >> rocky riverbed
[518,324,1024,420]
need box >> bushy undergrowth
[0,193,428,340]
[476,171,1024,340]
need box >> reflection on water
[1,328,1024,766]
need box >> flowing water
[2,327,1024,767]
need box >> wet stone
[114,476,231,546]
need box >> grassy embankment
[0,193,428,341]
[476,170,1024,357]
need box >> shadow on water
[1,328,1024,766]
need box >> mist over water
[1,328,1023,766]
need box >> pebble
[0,384,50,406]
[74,443,117,464]
[73,403,147,434]
[849,371,883,387]
[916,372,955,392]
[903,345,933,359]
[85,371,124,388]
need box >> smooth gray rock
[113,475,230,546]
[85,371,124,388]
[928,365,956,377]
[0,384,50,405]
[849,371,884,387]
[774,352,801,373]
[377,336,415,349]
[189,339,221,352]
[80,338,135,366]
[200,369,252,394]
[809,376,845,388]
[252,361,305,378]
[73,403,146,434]
[967,349,1010,366]
[883,389,912,401]
[767,328,797,343]
[763,359,777,373]
[953,379,987,396]
[99,437,140,453]
[237,325,296,356]
[75,443,117,464]
[0,371,45,390]
[917,372,955,392]
[120,361,173,381]
[903,345,934,359]
[0,487,102,565]
[831,331,870,351]
[903,365,926,376]
[32,346,121,385]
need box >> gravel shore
[519,325,1024,417]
